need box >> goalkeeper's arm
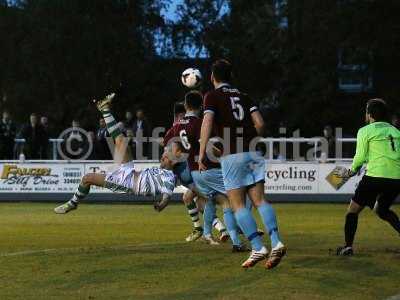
[351,128,368,173]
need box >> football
[181,68,202,88]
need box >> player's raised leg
[94,93,132,164]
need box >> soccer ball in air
[181,68,202,89]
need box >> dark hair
[184,91,203,110]
[174,102,185,116]
[366,98,388,121]
[211,59,232,83]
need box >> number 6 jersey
[163,112,220,171]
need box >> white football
[181,68,202,88]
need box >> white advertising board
[0,163,84,193]
[0,161,362,196]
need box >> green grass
[0,203,399,300]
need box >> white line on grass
[0,241,187,258]
[387,294,400,300]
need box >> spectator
[273,144,286,161]
[0,111,17,159]
[117,121,126,135]
[323,125,336,159]
[41,116,57,138]
[95,118,112,160]
[132,108,152,159]
[125,111,134,128]
[392,112,400,129]
[126,128,135,157]
[86,131,99,160]
[20,113,48,159]
[64,119,84,159]
[40,116,51,159]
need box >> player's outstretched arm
[154,194,171,212]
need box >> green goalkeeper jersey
[351,122,400,179]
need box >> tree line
[0,0,399,136]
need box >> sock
[223,208,242,246]
[345,212,358,247]
[379,210,400,234]
[102,109,122,140]
[213,218,227,234]
[203,200,216,236]
[235,207,264,251]
[257,202,282,249]
[69,184,90,205]
[186,201,202,230]
[245,197,253,211]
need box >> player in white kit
[54,94,177,214]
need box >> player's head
[160,143,183,170]
[136,108,145,120]
[211,59,232,86]
[2,110,10,121]
[173,102,185,121]
[184,91,203,113]
[366,98,388,124]
[30,113,38,126]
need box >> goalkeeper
[336,99,400,256]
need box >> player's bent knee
[82,173,97,186]
[347,200,363,214]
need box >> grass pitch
[0,203,399,300]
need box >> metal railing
[259,137,356,162]
[14,138,64,160]
[11,137,357,161]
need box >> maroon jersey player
[199,59,286,269]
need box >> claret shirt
[203,84,260,155]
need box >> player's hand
[154,198,169,212]
[198,154,207,172]
[333,167,355,178]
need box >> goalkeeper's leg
[337,200,364,256]
[374,201,400,235]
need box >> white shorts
[104,162,136,193]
